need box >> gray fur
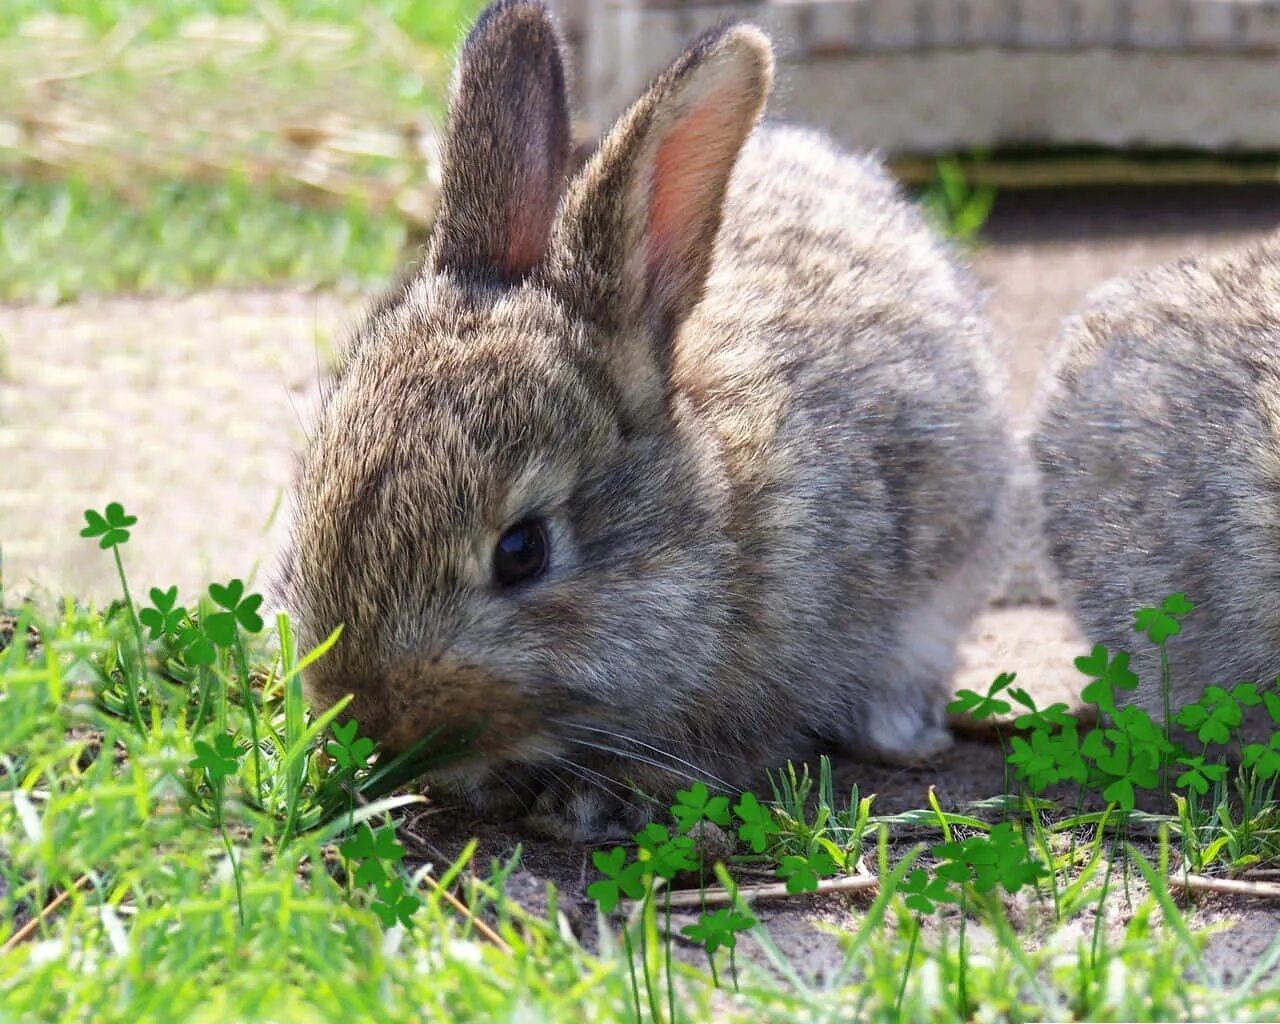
[277,0,1012,839]
[1032,234,1280,721]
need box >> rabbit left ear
[428,0,572,284]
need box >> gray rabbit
[277,0,1012,839]
[1032,234,1280,722]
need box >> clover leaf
[1077,646,1139,713]
[327,720,376,771]
[372,877,420,928]
[177,624,217,666]
[189,734,242,784]
[672,782,732,834]
[681,908,755,954]
[80,502,137,548]
[948,671,1017,721]
[1133,593,1195,645]
[733,791,780,854]
[901,868,956,915]
[587,847,648,913]
[777,847,837,894]
[139,586,186,640]
[635,823,698,880]
[206,579,265,640]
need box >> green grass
[0,0,484,44]
[5,505,1280,1022]
[0,178,412,301]
[0,0,1000,304]
[0,2,484,301]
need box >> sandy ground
[4,184,1280,980]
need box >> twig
[24,14,145,87]
[1,875,92,953]
[636,872,879,910]
[418,873,511,954]
[1168,871,1280,901]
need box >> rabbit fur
[1032,234,1280,727]
[277,0,1013,839]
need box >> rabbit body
[280,0,1011,838]
[1032,236,1280,714]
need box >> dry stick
[1,875,92,954]
[418,873,511,954]
[638,873,879,910]
[23,14,144,87]
[1168,872,1280,901]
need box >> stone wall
[549,0,1280,153]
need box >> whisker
[553,717,751,766]
[553,721,735,792]
[488,770,537,815]
[558,734,729,793]
[545,753,645,813]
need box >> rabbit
[275,0,1013,840]
[1031,234,1280,727]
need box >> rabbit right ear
[427,0,572,284]
[543,24,772,422]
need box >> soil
[4,184,1280,983]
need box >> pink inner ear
[645,82,743,312]
[500,120,557,279]
[503,198,551,278]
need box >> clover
[80,502,137,549]
[1242,734,1280,783]
[901,868,956,915]
[672,781,732,835]
[1176,685,1251,747]
[1085,729,1160,810]
[776,847,837,894]
[681,908,755,955]
[934,823,1046,897]
[1077,645,1139,713]
[138,586,186,641]
[1133,593,1194,646]
[372,877,421,929]
[948,671,1016,721]
[177,624,217,666]
[340,824,407,888]
[733,791,780,854]
[204,578,265,646]
[1176,754,1230,796]
[189,734,243,784]
[634,823,698,880]
[1007,729,1060,792]
[587,847,648,913]
[327,719,376,772]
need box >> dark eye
[493,518,550,587]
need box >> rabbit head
[278,0,774,813]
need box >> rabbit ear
[427,0,572,283]
[546,24,773,395]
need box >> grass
[0,0,485,42]
[5,506,1280,1022]
[0,177,412,302]
[0,1,998,304]
[1,3,484,301]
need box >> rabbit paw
[451,771,654,842]
[525,782,655,842]
[860,701,954,765]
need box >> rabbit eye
[493,518,550,587]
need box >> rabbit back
[1032,235,1280,709]
[675,126,1013,759]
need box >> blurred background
[2,0,1280,607]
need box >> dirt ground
[4,184,1280,981]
